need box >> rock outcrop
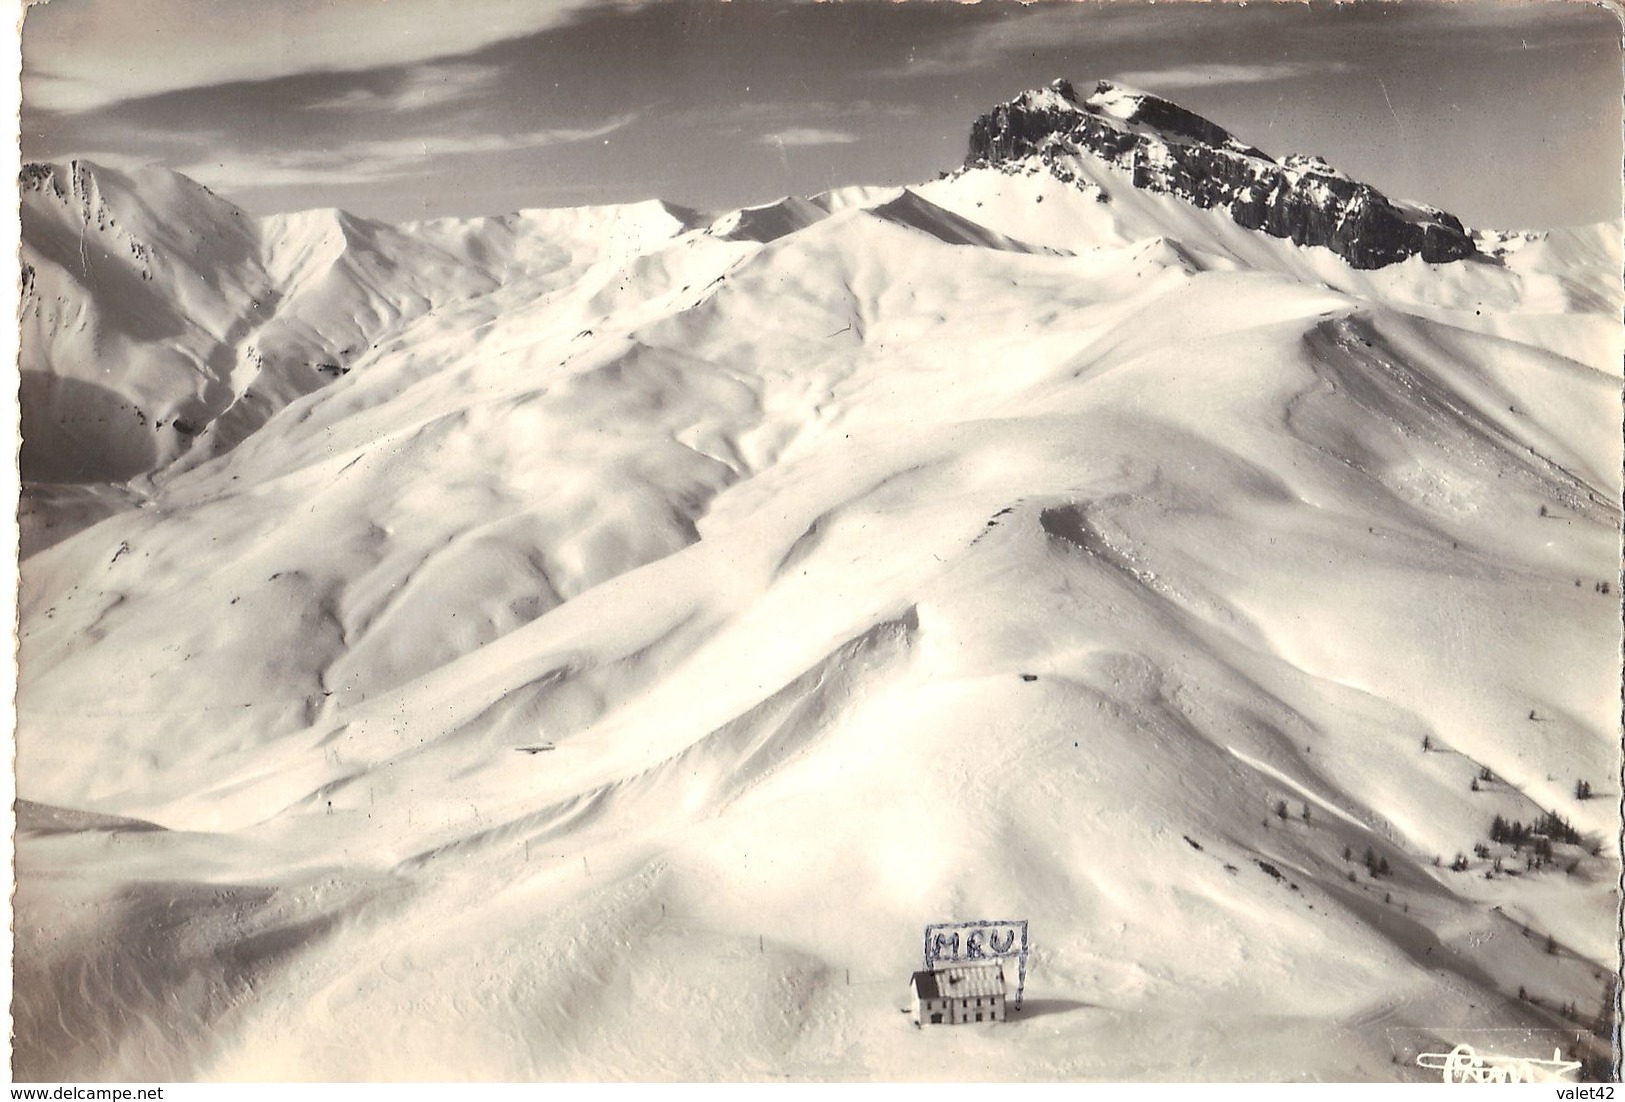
[966,79,1477,269]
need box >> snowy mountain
[19,159,698,553]
[14,84,1622,1082]
[966,80,1478,269]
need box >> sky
[17,0,1625,229]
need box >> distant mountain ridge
[18,98,1608,557]
[17,157,700,551]
[966,79,1479,269]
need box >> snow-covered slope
[18,160,700,553]
[20,161,271,488]
[14,84,1622,1082]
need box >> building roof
[911,963,1006,1000]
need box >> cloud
[176,114,638,192]
[758,128,860,147]
[899,5,1165,77]
[22,0,634,112]
[304,62,505,114]
[677,99,919,139]
[724,100,919,122]
[1111,61,1352,90]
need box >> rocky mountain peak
[966,80,1478,270]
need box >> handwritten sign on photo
[1415,1044,1582,1084]
[923,920,1029,1009]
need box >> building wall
[948,995,1004,1024]
[915,992,1007,1025]
[914,995,946,1025]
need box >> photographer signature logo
[1416,1043,1582,1083]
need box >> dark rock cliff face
[966,80,1477,270]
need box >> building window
[930,1013,942,1025]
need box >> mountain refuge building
[910,963,1008,1025]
